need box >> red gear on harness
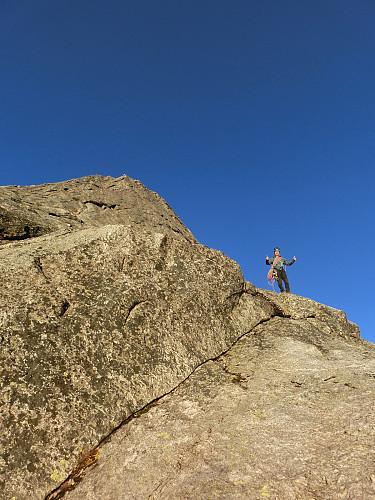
[267,256,281,291]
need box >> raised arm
[284,256,296,266]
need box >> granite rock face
[64,313,375,500]
[0,175,366,500]
[0,174,195,243]
[1,175,271,499]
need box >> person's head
[274,247,280,256]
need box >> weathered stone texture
[0,174,195,242]
[64,316,375,500]
[258,289,360,339]
[0,174,367,500]
[1,175,273,499]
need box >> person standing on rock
[266,247,296,293]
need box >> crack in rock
[45,449,99,500]
[34,256,49,281]
[59,299,71,317]
[43,311,287,499]
[124,300,147,324]
[83,200,118,209]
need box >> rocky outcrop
[63,310,375,500]
[0,175,267,499]
[0,174,368,500]
[0,175,195,242]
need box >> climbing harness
[267,256,281,292]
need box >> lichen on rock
[0,174,370,500]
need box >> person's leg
[276,270,285,292]
[281,269,290,293]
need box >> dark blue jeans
[276,268,290,292]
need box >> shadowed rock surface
[0,174,195,243]
[0,174,371,500]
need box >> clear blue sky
[1,1,374,343]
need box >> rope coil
[268,269,277,292]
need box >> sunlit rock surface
[0,175,371,500]
[64,312,375,500]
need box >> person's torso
[272,257,286,270]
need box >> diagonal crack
[44,296,289,500]
[59,299,71,317]
[124,300,147,324]
[34,256,49,281]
